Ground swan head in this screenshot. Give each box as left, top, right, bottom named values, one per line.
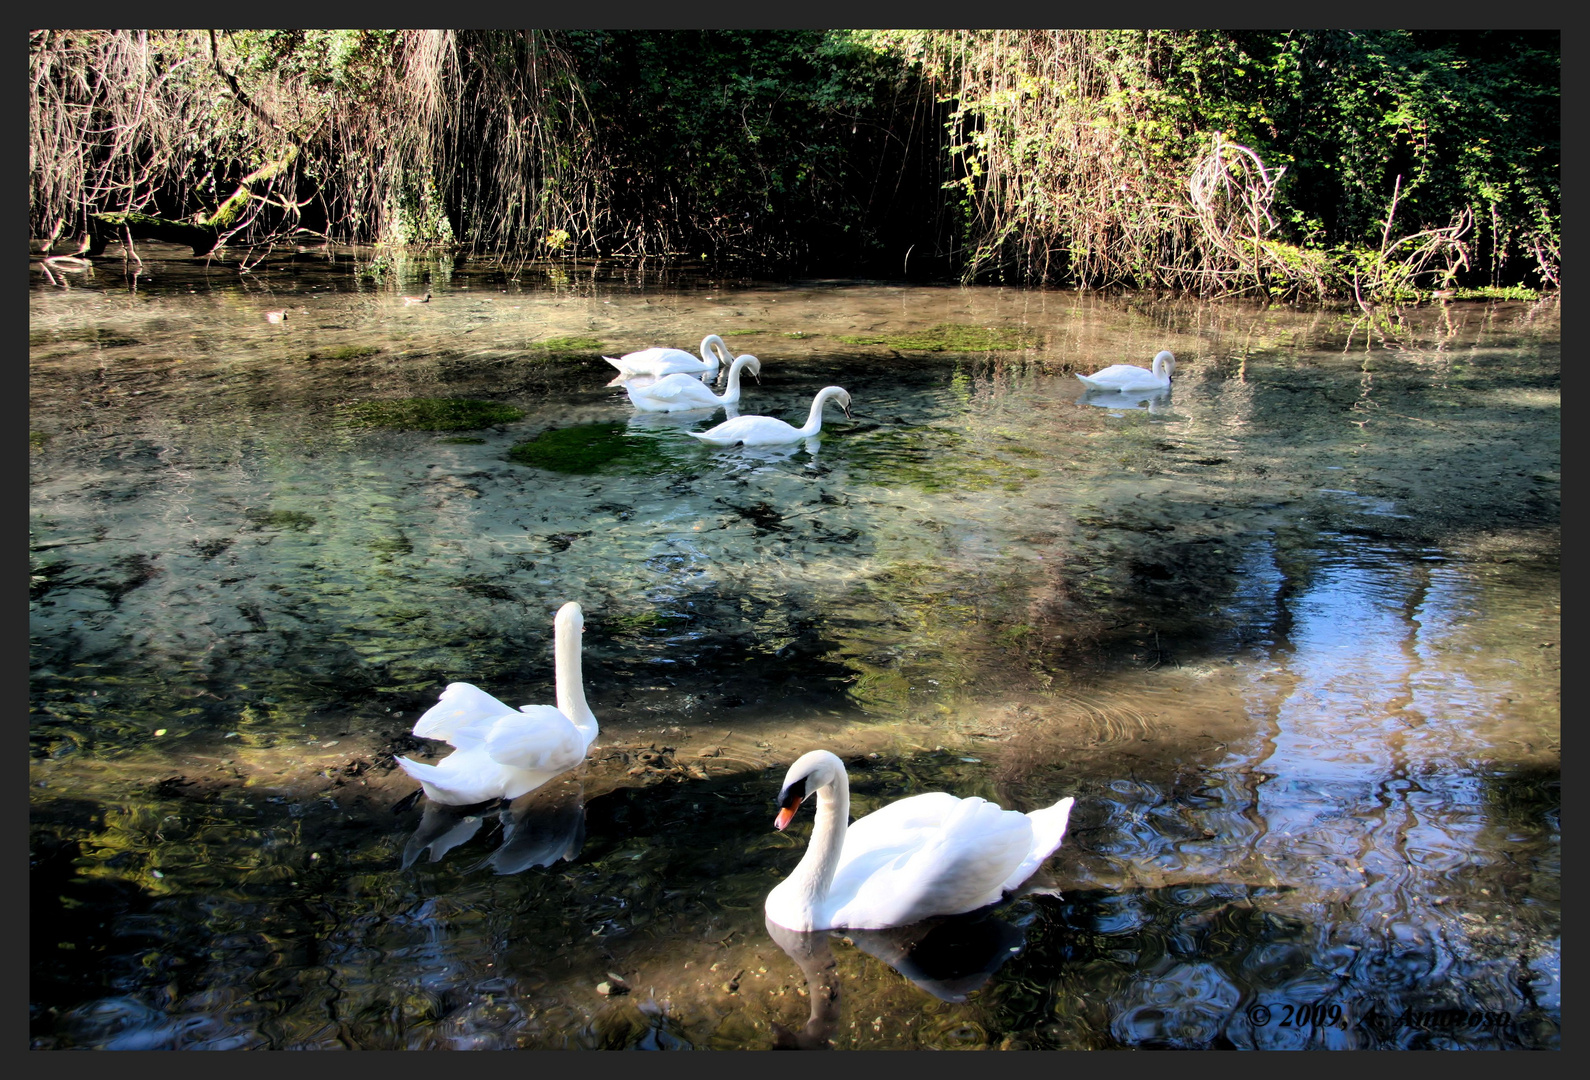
left=774, top=749, right=845, bottom=830
left=734, top=354, right=762, bottom=382
left=554, top=601, right=584, bottom=637
left=821, top=387, right=853, bottom=420
left=1154, top=350, right=1176, bottom=377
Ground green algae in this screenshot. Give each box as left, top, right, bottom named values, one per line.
left=506, top=423, right=689, bottom=475
left=340, top=397, right=524, bottom=431
left=844, top=425, right=1042, bottom=493
left=836, top=323, right=1040, bottom=351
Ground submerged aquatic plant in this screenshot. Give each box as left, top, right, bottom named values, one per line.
left=507, top=423, right=691, bottom=475
left=340, top=397, right=524, bottom=431
left=837, top=323, right=1040, bottom=351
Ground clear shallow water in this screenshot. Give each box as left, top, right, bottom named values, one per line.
left=31, top=247, right=1559, bottom=1048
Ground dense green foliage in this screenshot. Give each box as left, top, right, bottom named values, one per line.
left=30, top=29, right=1557, bottom=297
left=865, top=29, right=1558, bottom=297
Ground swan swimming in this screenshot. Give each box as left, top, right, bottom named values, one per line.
left=605, top=334, right=731, bottom=386
left=764, top=749, right=1075, bottom=932
left=394, top=602, right=597, bottom=805
left=688, top=386, right=851, bottom=447
left=1075, top=350, right=1176, bottom=392
left=625, top=354, right=761, bottom=412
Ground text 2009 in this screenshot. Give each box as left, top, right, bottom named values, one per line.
left=1245, top=1002, right=1348, bottom=1029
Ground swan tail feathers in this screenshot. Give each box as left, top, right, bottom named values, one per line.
left=394, top=755, right=440, bottom=782
left=1002, top=796, right=1075, bottom=892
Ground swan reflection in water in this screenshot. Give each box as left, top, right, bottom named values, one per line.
left=1078, top=386, right=1173, bottom=414
left=400, top=771, right=586, bottom=874
left=764, top=908, right=1028, bottom=1049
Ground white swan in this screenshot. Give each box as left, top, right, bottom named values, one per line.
left=604, top=334, right=731, bottom=387
left=395, top=602, right=597, bottom=805
left=625, top=354, right=761, bottom=412
left=688, top=386, right=851, bottom=447
left=764, top=749, right=1076, bottom=932
left=1076, top=350, right=1177, bottom=392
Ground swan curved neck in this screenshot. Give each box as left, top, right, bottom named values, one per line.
left=700, top=335, right=728, bottom=373
left=787, top=766, right=850, bottom=920
left=797, top=391, right=834, bottom=437
left=554, top=622, right=594, bottom=740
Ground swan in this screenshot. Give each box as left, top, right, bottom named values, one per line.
left=605, top=334, right=731, bottom=387
left=764, top=749, right=1075, bottom=932
left=402, top=290, right=432, bottom=305
left=1076, top=350, right=1176, bottom=392
left=688, top=386, right=851, bottom=447
left=394, top=601, right=597, bottom=805
left=625, top=354, right=760, bottom=412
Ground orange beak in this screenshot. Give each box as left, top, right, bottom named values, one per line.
left=774, top=797, right=803, bottom=831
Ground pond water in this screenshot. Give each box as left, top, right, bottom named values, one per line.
left=30, top=247, right=1559, bottom=1049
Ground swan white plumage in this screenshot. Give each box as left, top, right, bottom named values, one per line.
left=1076, top=350, right=1177, bottom=392
left=394, top=602, right=597, bottom=805
left=764, top=750, right=1075, bottom=932
left=604, top=334, right=732, bottom=387
left=625, top=354, right=761, bottom=412
left=688, top=386, right=851, bottom=447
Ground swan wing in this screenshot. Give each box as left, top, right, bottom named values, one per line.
left=689, top=414, right=797, bottom=446
left=484, top=706, right=587, bottom=774
left=629, top=374, right=715, bottom=409
left=1077, top=364, right=1166, bottom=391
left=828, top=795, right=1034, bottom=928
left=612, top=347, right=712, bottom=378
left=412, top=682, right=517, bottom=747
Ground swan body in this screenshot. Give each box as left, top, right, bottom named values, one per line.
left=395, top=602, right=597, bottom=805
left=688, top=386, right=851, bottom=447
left=402, top=290, right=432, bottom=305
left=1076, top=350, right=1176, bottom=392
left=605, top=334, right=731, bottom=386
left=625, top=354, right=761, bottom=412
left=764, top=749, right=1075, bottom=932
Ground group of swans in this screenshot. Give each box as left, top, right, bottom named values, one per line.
left=605, top=332, right=853, bottom=446
left=625, top=353, right=762, bottom=413
left=604, top=333, right=732, bottom=386
left=396, top=603, right=1074, bottom=933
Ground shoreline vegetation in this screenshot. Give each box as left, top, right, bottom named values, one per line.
left=30, top=30, right=1558, bottom=303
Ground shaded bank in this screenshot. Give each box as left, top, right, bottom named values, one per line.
left=31, top=30, right=1557, bottom=296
